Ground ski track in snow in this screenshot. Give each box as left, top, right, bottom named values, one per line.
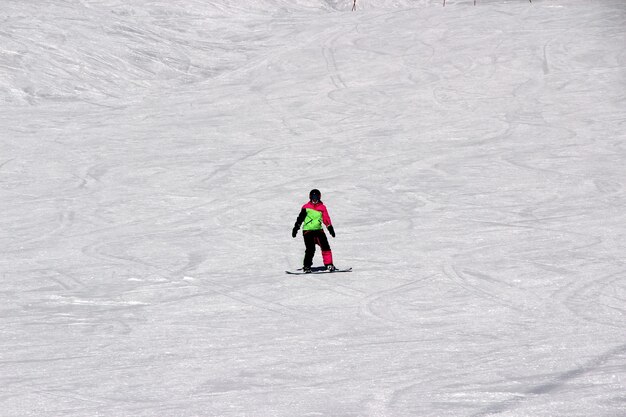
left=2, top=0, right=626, bottom=416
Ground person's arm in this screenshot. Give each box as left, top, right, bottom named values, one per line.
left=323, top=206, right=335, bottom=237
left=292, top=208, right=307, bottom=238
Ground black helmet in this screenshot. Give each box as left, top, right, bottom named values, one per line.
left=309, top=189, right=321, bottom=202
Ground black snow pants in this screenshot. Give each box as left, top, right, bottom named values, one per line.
left=303, top=229, right=333, bottom=268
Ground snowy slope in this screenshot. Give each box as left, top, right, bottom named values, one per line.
left=2, top=0, right=626, bottom=416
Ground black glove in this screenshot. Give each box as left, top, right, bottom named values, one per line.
left=292, top=226, right=299, bottom=238
left=327, top=225, right=335, bottom=238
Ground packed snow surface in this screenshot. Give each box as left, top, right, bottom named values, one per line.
left=2, top=0, right=626, bottom=415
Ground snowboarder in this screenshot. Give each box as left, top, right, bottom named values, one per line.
left=292, top=189, right=336, bottom=273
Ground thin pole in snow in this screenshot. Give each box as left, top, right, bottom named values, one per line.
left=352, top=0, right=357, bottom=11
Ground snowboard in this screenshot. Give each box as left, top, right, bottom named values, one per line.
left=285, top=267, right=352, bottom=275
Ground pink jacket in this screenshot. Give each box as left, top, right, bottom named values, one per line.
left=296, top=201, right=332, bottom=231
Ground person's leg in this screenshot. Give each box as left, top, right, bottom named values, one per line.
left=303, top=231, right=316, bottom=268
left=317, top=232, right=333, bottom=266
